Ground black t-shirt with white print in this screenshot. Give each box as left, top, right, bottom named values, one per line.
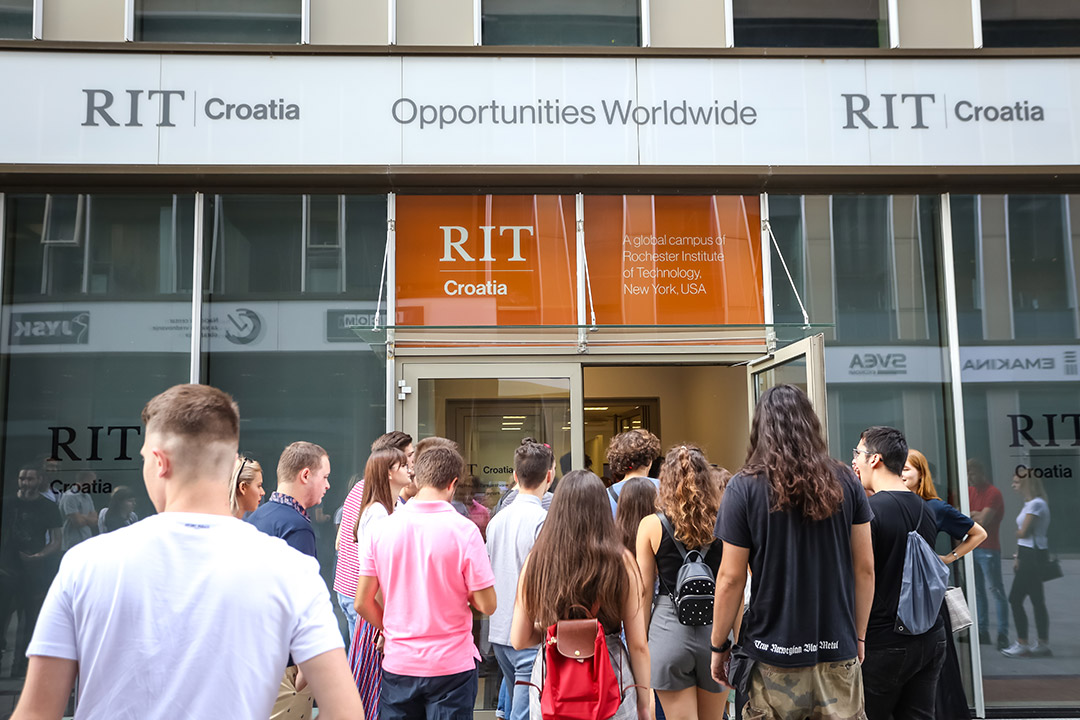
left=716, top=464, right=872, bottom=668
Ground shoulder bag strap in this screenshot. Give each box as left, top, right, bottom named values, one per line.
left=885, top=491, right=920, bottom=535
left=608, top=486, right=619, bottom=504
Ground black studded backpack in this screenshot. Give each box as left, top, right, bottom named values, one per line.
left=657, top=512, right=716, bottom=626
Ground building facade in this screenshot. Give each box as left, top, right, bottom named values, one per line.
left=1, top=0, right=1079, bottom=715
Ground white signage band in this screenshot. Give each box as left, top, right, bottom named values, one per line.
left=0, top=53, right=1077, bottom=168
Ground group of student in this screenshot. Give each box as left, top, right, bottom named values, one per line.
left=10, top=380, right=1055, bottom=720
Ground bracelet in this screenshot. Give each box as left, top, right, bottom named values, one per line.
left=952, top=551, right=959, bottom=560
left=857, top=637, right=865, bottom=643
left=710, top=639, right=732, bottom=653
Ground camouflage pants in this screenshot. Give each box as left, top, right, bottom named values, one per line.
left=742, top=658, right=867, bottom=720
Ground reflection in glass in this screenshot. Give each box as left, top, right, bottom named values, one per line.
left=482, top=0, right=639, bottom=46
left=960, top=193, right=1080, bottom=707
left=0, top=0, right=32, bottom=39
left=201, top=193, right=388, bottom=602
left=732, top=0, right=887, bottom=48
left=135, top=0, right=301, bottom=43
left=982, top=0, right=1080, bottom=47
left=1, top=194, right=193, bottom=692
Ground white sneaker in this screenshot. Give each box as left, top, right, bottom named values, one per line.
left=1029, top=642, right=1053, bottom=657
left=1001, top=641, right=1031, bottom=657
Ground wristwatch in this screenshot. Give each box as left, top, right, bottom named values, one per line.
left=951, top=551, right=960, bottom=562
left=710, top=638, right=732, bottom=653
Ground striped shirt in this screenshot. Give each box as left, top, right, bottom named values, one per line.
left=332, top=480, right=365, bottom=597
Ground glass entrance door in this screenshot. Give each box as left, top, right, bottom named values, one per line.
left=747, top=333, right=828, bottom=426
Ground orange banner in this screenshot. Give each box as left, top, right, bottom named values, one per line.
left=584, top=196, right=763, bottom=325
left=395, top=195, right=577, bottom=326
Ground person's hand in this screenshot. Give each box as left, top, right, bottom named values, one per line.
left=710, top=649, right=731, bottom=688
left=375, top=633, right=385, bottom=653
left=400, top=481, right=418, bottom=502
left=939, top=554, right=952, bottom=565
left=294, top=666, right=308, bottom=692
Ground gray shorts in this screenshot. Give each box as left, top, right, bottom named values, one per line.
left=648, top=594, right=724, bottom=693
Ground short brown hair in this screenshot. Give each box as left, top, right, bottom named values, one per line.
left=372, top=431, right=412, bottom=453
left=414, top=445, right=463, bottom=491
left=277, top=441, right=328, bottom=486
left=515, top=437, right=555, bottom=489
left=142, top=384, right=239, bottom=444
left=414, top=436, right=459, bottom=461
left=605, top=429, right=661, bottom=482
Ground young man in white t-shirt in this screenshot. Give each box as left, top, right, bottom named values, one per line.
left=13, top=383, right=363, bottom=720
left=486, top=438, right=554, bottom=720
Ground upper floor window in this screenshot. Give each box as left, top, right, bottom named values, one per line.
left=482, top=0, right=639, bottom=46
left=982, top=0, right=1080, bottom=47
left=0, top=0, right=32, bottom=40
left=732, top=0, right=887, bottom=48
left=134, top=0, right=301, bottom=43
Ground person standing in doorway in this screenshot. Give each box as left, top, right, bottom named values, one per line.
left=855, top=427, right=945, bottom=720
left=968, top=458, right=1009, bottom=650
left=606, top=429, right=662, bottom=515
left=486, top=438, right=554, bottom=720
left=711, top=385, right=873, bottom=720
left=247, top=440, right=332, bottom=720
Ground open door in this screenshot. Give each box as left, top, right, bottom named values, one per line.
left=747, top=333, right=828, bottom=431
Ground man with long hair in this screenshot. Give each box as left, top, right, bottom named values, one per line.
left=711, top=384, right=874, bottom=720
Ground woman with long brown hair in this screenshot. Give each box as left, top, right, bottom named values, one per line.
left=349, top=446, right=409, bottom=720
left=615, top=476, right=658, bottom=552
left=511, top=470, right=653, bottom=720
left=636, top=445, right=724, bottom=720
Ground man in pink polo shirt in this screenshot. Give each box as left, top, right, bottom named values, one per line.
left=356, top=443, right=496, bottom=720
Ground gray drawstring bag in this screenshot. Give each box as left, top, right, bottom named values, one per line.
left=887, top=493, right=950, bottom=635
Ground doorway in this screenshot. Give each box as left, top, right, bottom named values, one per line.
left=394, top=335, right=825, bottom=715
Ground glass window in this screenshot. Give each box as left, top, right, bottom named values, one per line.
left=982, top=0, right=1080, bottom=47
left=0, top=194, right=194, bottom=689
left=201, top=194, right=387, bottom=598
left=135, top=0, right=301, bottom=43
left=951, top=195, right=983, bottom=342
left=0, top=0, right=32, bottom=39
left=1008, top=196, right=1075, bottom=342
left=960, top=193, right=1080, bottom=709
left=482, top=0, right=639, bottom=46
left=733, top=0, right=887, bottom=47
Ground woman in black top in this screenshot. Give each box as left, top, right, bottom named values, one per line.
left=636, top=445, right=724, bottom=720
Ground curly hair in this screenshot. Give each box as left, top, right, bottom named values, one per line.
left=744, top=385, right=843, bottom=522
left=658, top=445, right=720, bottom=549
left=606, top=429, right=662, bottom=482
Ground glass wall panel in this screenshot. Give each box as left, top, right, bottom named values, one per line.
left=773, top=193, right=973, bottom=698
left=0, top=0, right=32, bottom=39
left=135, top=0, right=302, bottom=43
left=982, top=0, right=1080, bottom=47
left=0, top=194, right=193, bottom=689
left=733, top=0, right=887, bottom=47
left=482, top=0, right=639, bottom=46
left=201, top=194, right=387, bottom=615
left=954, top=193, right=1080, bottom=710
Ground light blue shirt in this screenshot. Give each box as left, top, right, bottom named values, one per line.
left=485, top=493, right=547, bottom=646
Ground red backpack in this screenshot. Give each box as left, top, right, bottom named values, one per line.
left=533, top=616, right=623, bottom=720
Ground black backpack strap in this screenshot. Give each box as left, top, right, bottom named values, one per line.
left=608, top=486, right=619, bottom=504
left=657, top=512, right=689, bottom=560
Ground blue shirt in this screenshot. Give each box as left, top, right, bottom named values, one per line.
left=246, top=495, right=318, bottom=560
left=606, top=476, right=660, bottom=516
left=927, top=498, right=974, bottom=541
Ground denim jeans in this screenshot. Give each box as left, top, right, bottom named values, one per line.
left=972, top=548, right=1009, bottom=638
left=863, top=626, right=947, bottom=720
left=337, top=591, right=358, bottom=644
left=492, top=643, right=539, bottom=720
